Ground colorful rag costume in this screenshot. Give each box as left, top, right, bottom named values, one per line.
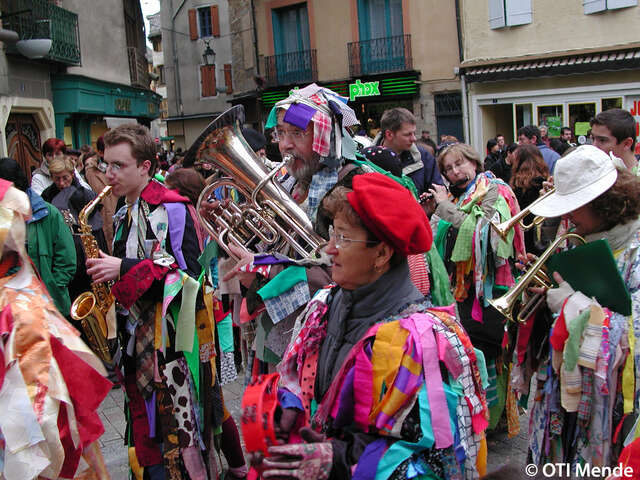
left=434, top=171, right=524, bottom=430
left=0, top=179, right=112, bottom=479
left=528, top=218, right=640, bottom=469
left=110, top=179, right=224, bottom=479
left=277, top=259, right=489, bottom=479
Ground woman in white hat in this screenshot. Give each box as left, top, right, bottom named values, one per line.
left=526, top=145, right=640, bottom=469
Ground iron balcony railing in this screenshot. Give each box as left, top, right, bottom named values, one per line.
left=348, top=34, right=412, bottom=77
left=264, top=49, right=317, bottom=87
left=1, top=0, right=80, bottom=65
left=127, top=46, right=150, bottom=89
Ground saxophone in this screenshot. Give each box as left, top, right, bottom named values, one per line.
left=70, top=185, right=115, bottom=364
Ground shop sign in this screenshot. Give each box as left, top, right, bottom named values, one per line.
left=115, top=97, right=132, bottom=112
left=349, top=79, right=380, bottom=101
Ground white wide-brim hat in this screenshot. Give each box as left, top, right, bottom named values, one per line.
left=530, top=145, right=618, bottom=218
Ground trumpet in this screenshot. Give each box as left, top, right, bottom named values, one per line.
left=490, top=188, right=555, bottom=241
left=489, top=232, right=585, bottom=323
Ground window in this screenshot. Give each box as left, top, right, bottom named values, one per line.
left=568, top=102, right=596, bottom=140
left=489, top=0, right=532, bottom=29
left=272, top=3, right=310, bottom=55
left=200, top=65, right=217, bottom=97
left=152, top=37, right=162, bottom=52
left=584, top=0, right=637, bottom=14
left=515, top=103, right=533, bottom=132
left=157, top=65, right=164, bottom=85
left=357, top=0, right=403, bottom=41
left=602, top=97, right=623, bottom=110
left=189, top=5, right=220, bottom=40
left=537, top=105, right=563, bottom=137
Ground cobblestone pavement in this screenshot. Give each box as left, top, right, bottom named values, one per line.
left=99, top=374, right=531, bottom=478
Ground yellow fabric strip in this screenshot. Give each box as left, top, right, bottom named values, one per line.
left=623, top=315, right=635, bottom=414
left=154, top=301, right=163, bottom=350
left=176, top=274, right=199, bottom=352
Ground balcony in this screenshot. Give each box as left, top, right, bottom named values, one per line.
left=1, top=0, right=80, bottom=65
left=264, top=49, right=317, bottom=87
left=348, top=34, right=412, bottom=77
left=127, top=46, right=149, bottom=89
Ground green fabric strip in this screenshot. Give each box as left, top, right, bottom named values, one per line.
left=451, top=203, right=483, bottom=262
left=257, top=265, right=307, bottom=300
left=265, top=106, right=278, bottom=128
left=352, top=157, right=419, bottom=199
left=184, top=328, right=201, bottom=400
left=176, top=274, right=199, bottom=352
left=217, top=313, right=234, bottom=353
left=563, top=309, right=591, bottom=371
left=198, top=241, right=218, bottom=272
left=493, top=195, right=515, bottom=259
left=434, top=219, right=451, bottom=261
left=425, top=246, right=454, bottom=306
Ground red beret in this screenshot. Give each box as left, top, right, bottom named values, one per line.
left=347, top=173, right=433, bottom=256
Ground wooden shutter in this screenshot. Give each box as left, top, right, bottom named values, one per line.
left=211, top=5, right=220, bottom=37
left=189, top=8, right=198, bottom=40
left=200, top=65, right=216, bottom=97
left=488, top=0, right=506, bottom=29
left=583, top=0, right=606, bottom=13
left=505, top=0, right=532, bottom=26
left=607, top=0, right=637, bottom=9
left=224, top=64, right=233, bottom=94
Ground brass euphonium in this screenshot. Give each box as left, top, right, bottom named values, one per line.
left=489, top=232, right=585, bottom=323
left=70, top=186, right=115, bottom=364
left=189, top=105, right=326, bottom=263
left=490, top=188, right=555, bottom=241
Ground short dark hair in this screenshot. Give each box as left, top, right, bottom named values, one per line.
left=506, top=142, right=519, bottom=154
left=591, top=168, right=640, bottom=230
left=486, top=138, right=498, bottom=151
left=380, top=108, right=416, bottom=134
left=590, top=108, right=636, bottom=150
left=517, top=125, right=541, bottom=144
left=560, top=126, right=572, bottom=136
left=0, top=157, right=29, bottom=191
left=96, top=135, right=105, bottom=153
left=103, top=124, right=157, bottom=177
left=549, top=138, right=570, bottom=156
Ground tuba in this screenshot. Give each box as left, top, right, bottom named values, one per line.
left=189, top=105, right=326, bottom=263
left=489, top=232, right=585, bottom=323
left=70, top=186, right=115, bottom=364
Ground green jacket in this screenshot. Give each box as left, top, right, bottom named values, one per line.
left=26, top=189, right=77, bottom=316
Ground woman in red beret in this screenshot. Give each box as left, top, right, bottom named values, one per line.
left=255, top=172, right=489, bottom=479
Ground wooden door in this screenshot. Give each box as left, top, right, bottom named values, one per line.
left=6, top=114, right=42, bottom=182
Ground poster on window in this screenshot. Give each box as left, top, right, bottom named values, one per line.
left=629, top=98, right=640, bottom=155
left=546, top=116, right=562, bottom=138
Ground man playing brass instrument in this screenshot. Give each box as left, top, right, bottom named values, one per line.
left=86, top=124, right=239, bottom=479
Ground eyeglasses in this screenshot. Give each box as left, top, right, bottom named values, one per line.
left=442, top=158, right=470, bottom=175
left=273, top=127, right=311, bottom=143
left=328, top=225, right=378, bottom=249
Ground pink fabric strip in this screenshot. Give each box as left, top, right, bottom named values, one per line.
left=353, top=346, right=373, bottom=431
left=408, top=313, right=454, bottom=449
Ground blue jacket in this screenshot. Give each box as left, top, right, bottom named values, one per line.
left=538, top=143, right=560, bottom=174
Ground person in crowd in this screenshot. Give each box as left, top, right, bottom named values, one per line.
left=509, top=144, right=550, bottom=255
left=373, top=107, right=444, bottom=195
left=549, top=137, right=570, bottom=157
left=539, top=124, right=551, bottom=147
left=560, top=126, right=575, bottom=146
left=85, top=123, right=245, bottom=479
left=484, top=138, right=501, bottom=171
left=257, top=172, right=488, bottom=479
left=41, top=155, right=108, bottom=305
left=496, top=133, right=506, bottom=153
left=489, top=142, right=517, bottom=184
left=590, top=108, right=638, bottom=173
left=518, top=125, right=560, bottom=174
left=31, top=138, right=91, bottom=195
left=526, top=145, right=640, bottom=469
left=0, top=157, right=76, bottom=317
left=423, top=143, right=525, bottom=432
left=84, top=135, right=119, bottom=252
left=0, top=178, right=112, bottom=479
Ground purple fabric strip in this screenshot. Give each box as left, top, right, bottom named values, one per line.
left=352, top=438, right=387, bottom=480
left=333, top=367, right=355, bottom=428
left=164, top=202, right=187, bottom=271
left=145, top=391, right=157, bottom=438
left=253, top=253, right=295, bottom=266
left=277, top=388, right=304, bottom=411
left=283, top=102, right=317, bottom=130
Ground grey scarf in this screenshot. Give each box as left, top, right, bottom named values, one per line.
left=315, top=259, right=423, bottom=399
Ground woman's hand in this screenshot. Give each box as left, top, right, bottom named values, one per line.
left=429, top=184, right=449, bottom=205
left=86, top=251, right=122, bottom=283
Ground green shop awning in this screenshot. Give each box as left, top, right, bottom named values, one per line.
left=52, top=74, right=162, bottom=119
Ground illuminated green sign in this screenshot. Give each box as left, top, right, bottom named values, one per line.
left=349, top=79, right=380, bottom=101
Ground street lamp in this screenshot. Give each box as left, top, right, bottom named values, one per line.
left=202, top=40, right=216, bottom=66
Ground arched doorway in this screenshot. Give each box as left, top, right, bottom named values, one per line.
left=6, top=114, right=42, bottom=182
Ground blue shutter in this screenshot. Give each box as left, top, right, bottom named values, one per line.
left=506, top=0, right=532, bottom=25
left=583, top=0, right=607, bottom=13
left=607, top=0, right=637, bottom=8
left=489, top=0, right=506, bottom=29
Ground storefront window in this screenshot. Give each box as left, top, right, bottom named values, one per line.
left=515, top=104, right=532, bottom=132
left=537, top=105, right=563, bottom=137
left=569, top=102, right=596, bottom=141
left=602, top=97, right=622, bottom=111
